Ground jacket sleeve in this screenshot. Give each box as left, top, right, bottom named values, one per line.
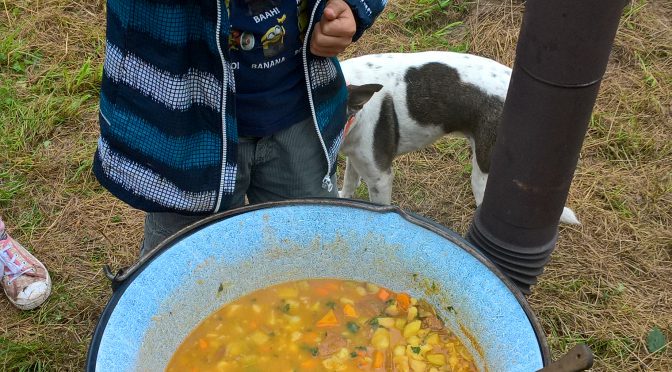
left=344, top=0, right=387, bottom=41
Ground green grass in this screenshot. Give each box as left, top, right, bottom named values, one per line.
left=374, top=0, right=470, bottom=53
left=622, top=0, right=647, bottom=30
left=404, top=0, right=468, bottom=27
left=397, top=29, right=469, bottom=53
left=431, top=138, right=472, bottom=176
left=588, top=114, right=657, bottom=165
left=0, top=18, right=102, bottom=235
left=0, top=337, right=56, bottom=372
left=602, top=185, right=636, bottom=219
left=537, top=279, right=627, bottom=306
left=354, top=182, right=370, bottom=200
left=0, top=169, right=26, bottom=205
left=539, top=301, right=640, bottom=366
left=537, top=277, right=591, bottom=293
left=0, top=24, right=100, bottom=157
left=28, top=283, right=77, bottom=326
left=555, top=333, right=637, bottom=363
left=13, top=202, right=45, bottom=236
left=0, top=4, right=107, bottom=369
left=637, top=53, right=659, bottom=88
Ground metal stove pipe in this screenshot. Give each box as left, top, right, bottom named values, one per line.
left=467, top=0, right=627, bottom=294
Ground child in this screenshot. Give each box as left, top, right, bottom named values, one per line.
left=94, top=0, right=386, bottom=255
left=0, top=217, right=51, bottom=310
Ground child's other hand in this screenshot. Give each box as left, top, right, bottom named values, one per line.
left=310, top=0, right=356, bottom=57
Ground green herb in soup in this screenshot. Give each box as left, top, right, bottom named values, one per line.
left=167, top=279, right=477, bottom=371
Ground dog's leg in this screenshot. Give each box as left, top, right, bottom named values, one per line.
left=470, top=145, right=488, bottom=206
left=339, top=157, right=361, bottom=198
left=366, top=169, right=394, bottom=205
left=346, top=156, right=394, bottom=205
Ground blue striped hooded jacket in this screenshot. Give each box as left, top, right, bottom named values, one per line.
left=94, top=0, right=386, bottom=214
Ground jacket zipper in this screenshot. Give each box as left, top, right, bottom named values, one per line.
left=214, top=0, right=229, bottom=212
left=302, top=0, right=334, bottom=192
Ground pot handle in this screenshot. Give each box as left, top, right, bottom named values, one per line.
left=103, top=264, right=131, bottom=292
left=536, top=344, right=593, bottom=372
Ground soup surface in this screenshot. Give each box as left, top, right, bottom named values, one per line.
left=167, top=280, right=477, bottom=371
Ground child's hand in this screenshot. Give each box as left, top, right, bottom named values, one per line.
left=310, top=0, right=356, bottom=57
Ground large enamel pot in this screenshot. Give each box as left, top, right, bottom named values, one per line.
left=87, top=199, right=550, bottom=371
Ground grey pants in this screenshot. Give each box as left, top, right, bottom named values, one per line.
left=140, top=118, right=337, bottom=255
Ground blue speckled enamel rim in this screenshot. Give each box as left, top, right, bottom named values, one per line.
left=87, top=199, right=550, bottom=371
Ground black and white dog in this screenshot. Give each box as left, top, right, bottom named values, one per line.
left=341, top=51, right=580, bottom=224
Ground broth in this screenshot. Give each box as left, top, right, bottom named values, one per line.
left=167, top=279, right=477, bottom=371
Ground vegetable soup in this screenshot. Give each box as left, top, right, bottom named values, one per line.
left=167, top=280, right=477, bottom=371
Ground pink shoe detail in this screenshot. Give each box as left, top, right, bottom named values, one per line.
left=1, top=234, right=52, bottom=310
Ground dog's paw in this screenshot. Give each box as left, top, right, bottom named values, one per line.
left=560, top=207, right=581, bottom=225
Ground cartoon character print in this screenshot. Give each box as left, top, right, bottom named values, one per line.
left=261, top=14, right=286, bottom=58
left=228, top=30, right=241, bottom=50
left=229, top=30, right=255, bottom=51
left=240, top=32, right=255, bottom=51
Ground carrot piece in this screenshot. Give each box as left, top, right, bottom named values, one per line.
left=314, top=281, right=339, bottom=296
left=343, top=303, right=358, bottom=318
left=377, top=288, right=391, bottom=302
left=317, top=309, right=339, bottom=327
left=198, top=339, right=208, bottom=350
left=373, top=350, right=384, bottom=368
left=396, top=293, right=411, bottom=311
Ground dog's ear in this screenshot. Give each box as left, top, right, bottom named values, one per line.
left=347, top=84, right=383, bottom=113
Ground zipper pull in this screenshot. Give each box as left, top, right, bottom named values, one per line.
left=322, top=175, right=333, bottom=192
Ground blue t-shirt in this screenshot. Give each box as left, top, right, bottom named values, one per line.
left=229, top=0, right=311, bottom=137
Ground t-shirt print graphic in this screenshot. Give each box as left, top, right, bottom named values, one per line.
left=261, top=14, right=286, bottom=58
left=229, top=30, right=256, bottom=51
left=228, top=0, right=310, bottom=136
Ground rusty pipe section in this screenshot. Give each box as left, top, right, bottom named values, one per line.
left=467, top=0, right=626, bottom=294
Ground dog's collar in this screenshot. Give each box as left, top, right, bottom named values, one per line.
left=343, top=115, right=356, bottom=138
left=344, top=82, right=355, bottom=138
